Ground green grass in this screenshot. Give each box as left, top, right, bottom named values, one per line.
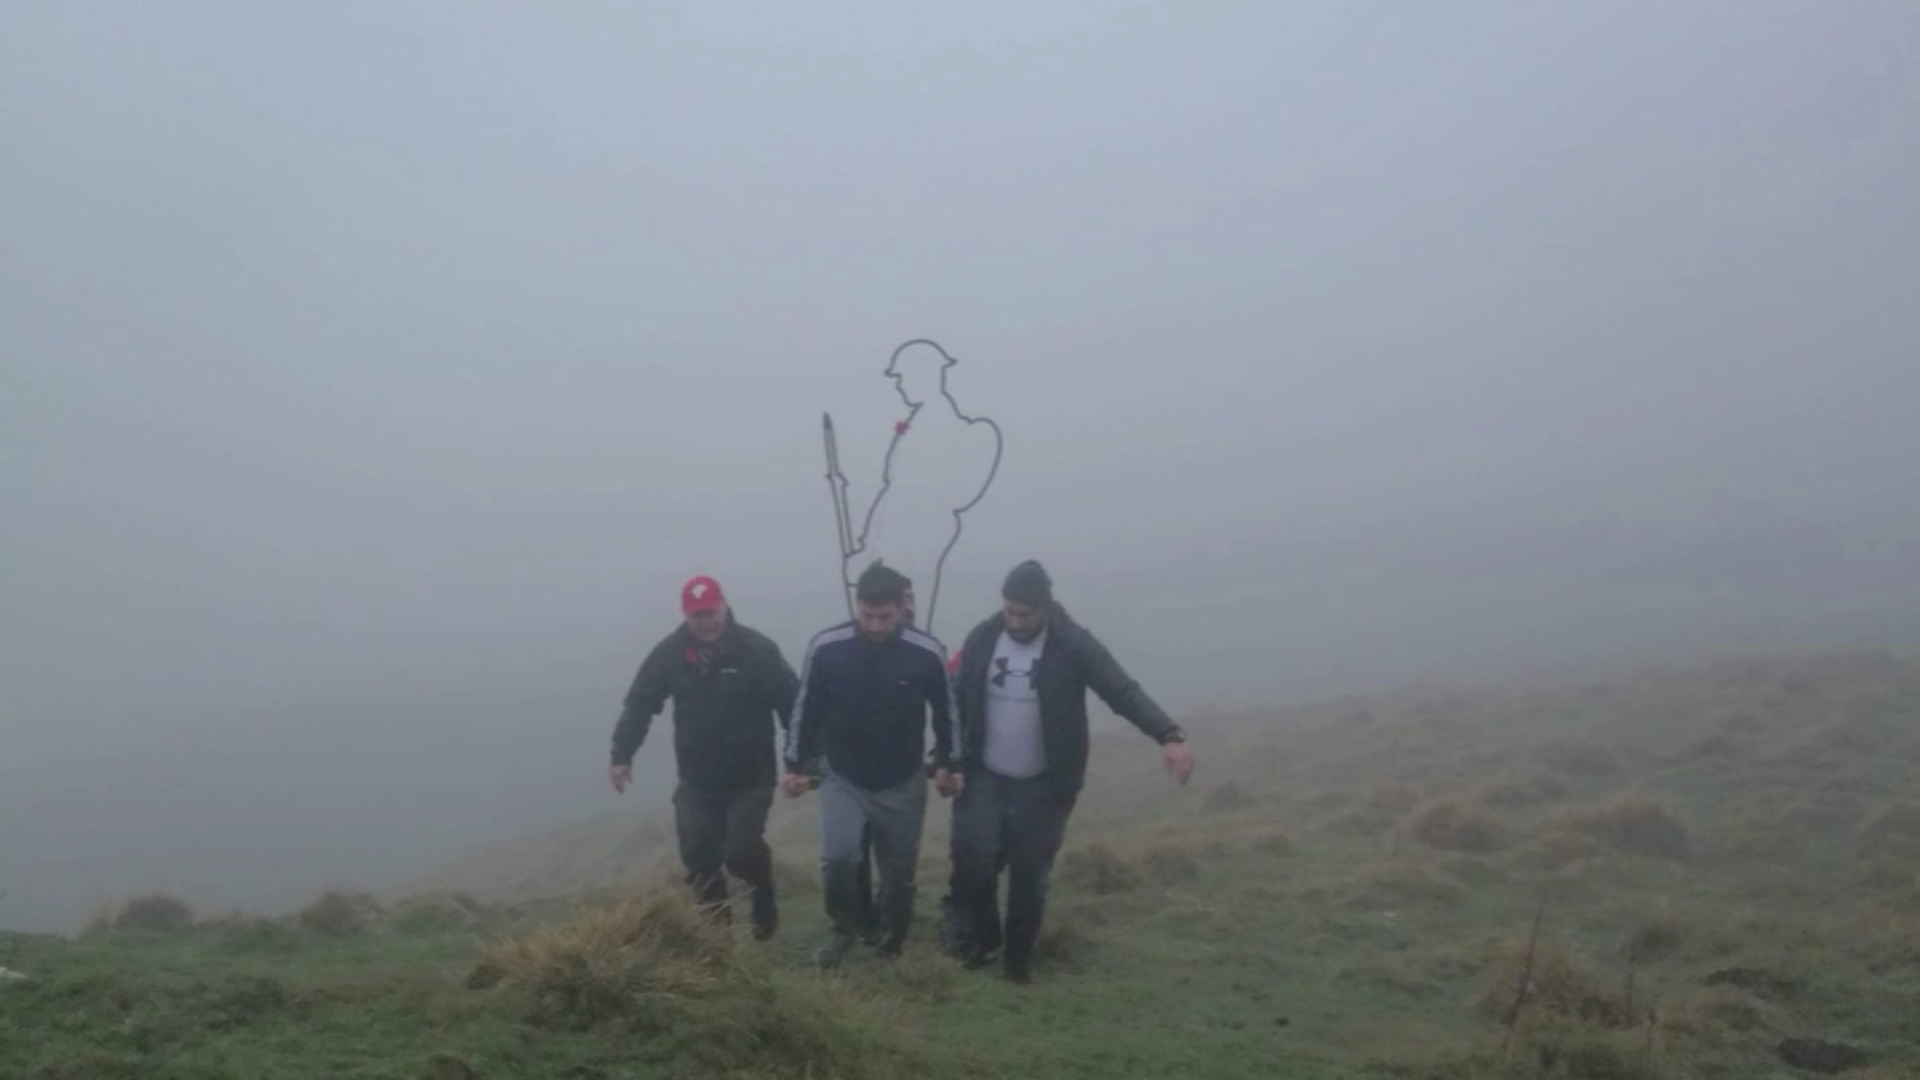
left=6, top=649, right=1920, bottom=1079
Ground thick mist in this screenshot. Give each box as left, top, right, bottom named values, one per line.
left=4, top=1, right=1917, bottom=932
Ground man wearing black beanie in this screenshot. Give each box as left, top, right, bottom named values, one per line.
left=936, top=560, right=1194, bottom=983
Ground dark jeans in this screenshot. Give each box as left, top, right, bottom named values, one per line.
left=950, top=769, right=1077, bottom=969
left=671, top=782, right=775, bottom=910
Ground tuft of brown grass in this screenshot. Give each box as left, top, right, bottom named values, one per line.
left=1058, top=843, right=1142, bottom=895
left=1033, top=918, right=1099, bottom=971
left=297, top=890, right=382, bottom=937
left=1405, top=798, right=1511, bottom=854
left=1345, top=857, right=1466, bottom=907
left=1553, top=794, right=1692, bottom=861
left=1201, top=778, right=1255, bottom=814
left=1476, top=936, right=1635, bottom=1028
left=475, top=887, right=733, bottom=1027
left=1139, top=845, right=1202, bottom=885
left=1621, top=914, right=1687, bottom=964
left=110, top=893, right=196, bottom=932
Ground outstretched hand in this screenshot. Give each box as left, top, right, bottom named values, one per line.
left=1163, top=742, right=1194, bottom=785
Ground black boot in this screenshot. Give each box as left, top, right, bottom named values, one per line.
left=1004, top=951, right=1033, bottom=985
left=750, top=883, right=778, bottom=941
left=877, top=879, right=915, bottom=958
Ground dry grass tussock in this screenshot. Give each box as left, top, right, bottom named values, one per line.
left=1201, top=777, right=1256, bottom=813
left=1620, top=914, right=1687, bottom=964
left=470, top=888, right=922, bottom=1078
left=1551, top=794, right=1692, bottom=861
left=1057, top=839, right=1203, bottom=895
left=297, top=890, right=383, bottom=937
left=473, top=888, right=733, bottom=1025
left=83, top=892, right=197, bottom=934
left=1405, top=797, right=1512, bottom=854
left=1344, top=856, right=1468, bottom=908
left=1476, top=936, right=1635, bottom=1029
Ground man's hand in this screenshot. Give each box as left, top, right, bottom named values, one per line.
left=934, top=768, right=965, bottom=798
left=780, top=771, right=811, bottom=799
left=609, top=763, right=632, bottom=794
left=1162, top=741, right=1195, bottom=785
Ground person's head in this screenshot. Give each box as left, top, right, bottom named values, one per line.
left=882, top=339, right=957, bottom=410
left=854, top=561, right=911, bottom=642
left=1000, top=560, right=1053, bottom=643
left=680, top=575, right=730, bottom=643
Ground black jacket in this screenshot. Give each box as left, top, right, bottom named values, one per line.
left=610, top=617, right=800, bottom=791
left=784, top=621, right=956, bottom=791
left=952, top=604, right=1181, bottom=796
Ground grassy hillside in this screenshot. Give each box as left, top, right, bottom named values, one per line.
left=6, top=649, right=1919, bottom=1079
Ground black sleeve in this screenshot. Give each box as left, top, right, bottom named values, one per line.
left=1076, top=629, right=1183, bottom=745
left=759, top=637, right=801, bottom=734
left=926, top=644, right=958, bottom=769
left=785, top=637, right=831, bottom=769
left=610, top=640, right=676, bottom=766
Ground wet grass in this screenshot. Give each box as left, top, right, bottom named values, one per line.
left=7, top=649, right=1919, bottom=1079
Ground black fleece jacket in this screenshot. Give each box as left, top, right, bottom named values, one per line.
left=610, top=616, right=800, bottom=791
left=951, top=604, right=1182, bottom=796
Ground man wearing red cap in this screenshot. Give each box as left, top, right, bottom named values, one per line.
left=609, top=575, right=801, bottom=940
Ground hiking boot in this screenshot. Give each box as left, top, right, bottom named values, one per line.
left=1004, top=955, right=1033, bottom=985
left=749, top=886, right=778, bottom=941
left=814, top=932, right=857, bottom=970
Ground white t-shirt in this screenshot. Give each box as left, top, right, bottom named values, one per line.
left=983, top=628, right=1048, bottom=779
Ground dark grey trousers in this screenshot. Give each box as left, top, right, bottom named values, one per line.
left=817, top=763, right=928, bottom=949
left=949, top=768, right=1077, bottom=969
left=671, top=783, right=775, bottom=909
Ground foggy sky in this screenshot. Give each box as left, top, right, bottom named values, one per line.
left=4, top=1, right=1918, bottom=931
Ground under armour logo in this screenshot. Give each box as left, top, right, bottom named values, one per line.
left=991, top=656, right=1033, bottom=689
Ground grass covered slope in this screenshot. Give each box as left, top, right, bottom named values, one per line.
left=6, top=649, right=1919, bottom=1079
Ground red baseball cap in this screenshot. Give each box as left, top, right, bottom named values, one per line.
left=681, top=575, right=726, bottom=615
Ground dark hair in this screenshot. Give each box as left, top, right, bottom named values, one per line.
left=855, top=560, right=911, bottom=607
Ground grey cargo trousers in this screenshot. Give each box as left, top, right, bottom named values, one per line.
left=817, top=761, right=928, bottom=952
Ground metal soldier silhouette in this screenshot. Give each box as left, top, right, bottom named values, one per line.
left=823, top=338, right=1003, bottom=642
